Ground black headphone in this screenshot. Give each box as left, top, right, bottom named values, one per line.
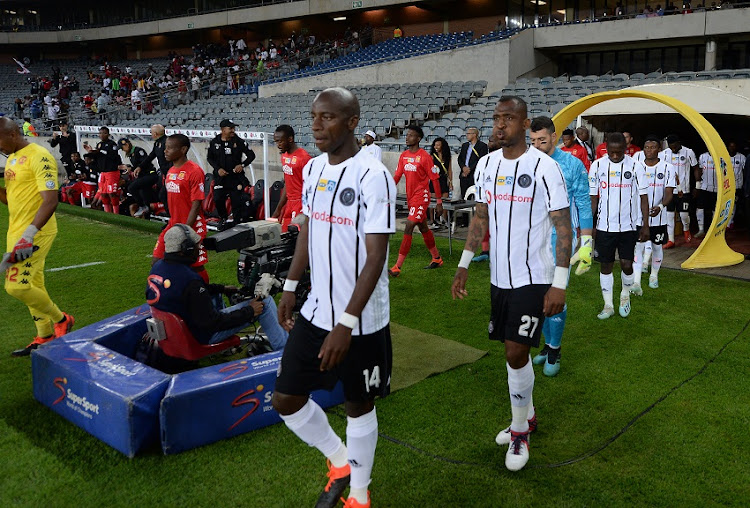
left=174, top=224, right=197, bottom=257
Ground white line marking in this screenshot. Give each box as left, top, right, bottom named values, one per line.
left=46, top=261, right=106, bottom=272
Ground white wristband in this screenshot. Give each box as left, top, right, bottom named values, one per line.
left=658, top=203, right=665, bottom=211
left=551, top=266, right=569, bottom=290
left=458, top=249, right=474, bottom=269
left=338, top=312, right=359, bottom=329
left=283, top=279, right=299, bottom=292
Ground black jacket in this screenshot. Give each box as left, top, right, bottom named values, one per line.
left=457, top=140, right=489, bottom=177
left=93, top=138, right=122, bottom=173
left=206, top=134, right=256, bottom=184
left=124, top=146, right=155, bottom=175
left=140, top=135, right=172, bottom=176
left=49, top=132, right=77, bottom=162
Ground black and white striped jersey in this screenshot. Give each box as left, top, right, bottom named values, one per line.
left=474, top=145, right=569, bottom=290
left=640, top=160, right=676, bottom=227
left=299, top=149, right=396, bottom=334
left=589, top=154, right=649, bottom=232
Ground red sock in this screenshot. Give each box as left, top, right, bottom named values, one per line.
left=396, top=234, right=412, bottom=268
left=101, top=195, right=111, bottom=213
left=422, top=230, right=440, bottom=259
left=109, top=195, right=120, bottom=214
left=197, top=268, right=209, bottom=284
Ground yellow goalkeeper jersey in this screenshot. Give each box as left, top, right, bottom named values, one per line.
left=4, top=142, right=58, bottom=240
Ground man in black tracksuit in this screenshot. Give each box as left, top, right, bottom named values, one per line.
left=135, top=124, right=172, bottom=214
left=207, top=119, right=256, bottom=227
left=48, top=121, right=77, bottom=175
left=119, top=137, right=157, bottom=217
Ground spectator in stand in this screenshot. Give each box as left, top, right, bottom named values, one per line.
left=96, top=92, right=109, bottom=120
left=83, top=126, right=122, bottom=214
left=22, top=118, right=38, bottom=137
left=131, top=88, right=142, bottom=111
left=30, top=97, right=42, bottom=119
left=361, top=130, right=382, bottom=161
left=561, top=129, right=591, bottom=170
left=394, top=26, right=403, bottom=38
left=207, top=119, right=256, bottom=229
left=14, top=98, right=24, bottom=118
left=178, top=77, right=188, bottom=104
left=191, top=72, right=201, bottom=101
left=49, top=121, right=77, bottom=174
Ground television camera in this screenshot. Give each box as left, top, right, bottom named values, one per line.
left=202, top=220, right=309, bottom=309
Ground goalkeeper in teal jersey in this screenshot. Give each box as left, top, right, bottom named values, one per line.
left=528, top=117, right=594, bottom=377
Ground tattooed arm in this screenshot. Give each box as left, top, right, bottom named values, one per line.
left=544, top=207, right=571, bottom=316
left=451, top=202, right=488, bottom=300
left=550, top=207, right=572, bottom=269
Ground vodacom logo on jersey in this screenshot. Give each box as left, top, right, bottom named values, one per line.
left=311, top=210, right=354, bottom=226
left=485, top=189, right=532, bottom=204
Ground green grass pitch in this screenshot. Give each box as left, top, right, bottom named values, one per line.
left=1, top=204, right=749, bottom=507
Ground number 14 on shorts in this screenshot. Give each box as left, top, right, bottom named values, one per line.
left=363, top=366, right=381, bottom=392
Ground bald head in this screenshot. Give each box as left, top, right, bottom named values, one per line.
left=498, top=96, right=528, bottom=119
left=0, top=117, right=24, bottom=154
left=314, top=87, right=360, bottom=118
left=0, top=117, right=21, bottom=136
left=151, top=124, right=165, bottom=139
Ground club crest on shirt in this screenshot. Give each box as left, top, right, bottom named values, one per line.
left=5, top=169, right=15, bottom=180
left=518, top=174, right=532, bottom=188
left=657, top=173, right=664, bottom=179
left=340, top=188, right=355, bottom=206
left=623, top=171, right=632, bottom=179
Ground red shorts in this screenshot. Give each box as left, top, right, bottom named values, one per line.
left=406, top=191, right=430, bottom=223
left=281, top=198, right=303, bottom=232
left=152, top=218, right=208, bottom=267
left=100, top=171, right=120, bottom=194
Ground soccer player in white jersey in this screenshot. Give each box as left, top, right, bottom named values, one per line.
left=589, top=132, right=650, bottom=319
left=631, top=148, right=653, bottom=270
left=528, top=116, right=593, bottom=378
left=696, top=150, right=718, bottom=238
left=273, top=88, right=396, bottom=508
left=452, top=97, right=572, bottom=471
left=632, top=135, right=676, bottom=292
left=660, top=134, right=698, bottom=248
left=727, top=141, right=746, bottom=229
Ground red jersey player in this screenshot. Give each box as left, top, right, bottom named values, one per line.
left=560, top=129, right=591, bottom=171
left=389, top=125, right=444, bottom=276
left=624, top=131, right=641, bottom=157
left=271, top=124, right=311, bottom=232
left=152, top=134, right=209, bottom=282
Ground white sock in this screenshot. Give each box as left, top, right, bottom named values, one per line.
left=667, top=212, right=675, bottom=241
left=652, top=244, right=663, bottom=276
left=633, top=242, right=645, bottom=286
left=600, top=272, right=614, bottom=308
left=506, top=357, right=534, bottom=433
left=621, top=270, right=634, bottom=297
left=680, top=211, right=691, bottom=232
left=527, top=393, right=535, bottom=420
left=697, top=209, right=705, bottom=231
left=346, top=408, right=378, bottom=503
left=280, top=399, right=345, bottom=465
left=643, top=241, right=652, bottom=266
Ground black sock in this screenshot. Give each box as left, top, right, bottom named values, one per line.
left=546, top=347, right=560, bottom=364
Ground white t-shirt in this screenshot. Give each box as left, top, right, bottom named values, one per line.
left=361, top=142, right=382, bottom=162
left=699, top=152, right=717, bottom=192
left=731, top=153, right=746, bottom=191
left=300, top=149, right=396, bottom=334
left=660, top=146, right=697, bottom=194
left=640, top=160, right=676, bottom=227
left=474, top=145, right=569, bottom=290
left=589, top=154, right=649, bottom=232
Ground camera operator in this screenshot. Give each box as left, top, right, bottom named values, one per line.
left=146, top=224, right=288, bottom=350
left=207, top=119, right=256, bottom=229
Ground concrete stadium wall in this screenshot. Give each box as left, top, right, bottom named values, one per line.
left=533, top=8, right=750, bottom=50
left=259, top=34, right=553, bottom=98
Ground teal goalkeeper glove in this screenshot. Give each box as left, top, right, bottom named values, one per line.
left=571, top=235, right=593, bottom=276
